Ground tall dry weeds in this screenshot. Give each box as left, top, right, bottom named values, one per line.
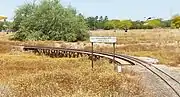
left=0, top=31, right=155, bottom=96
left=0, top=53, right=147, bottom=97
left=89, top=29, right=180, bottom=66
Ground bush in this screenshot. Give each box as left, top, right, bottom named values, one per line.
left=171, top=15, right=180, bottom=29
left=13, top=0, right=89, bottom=42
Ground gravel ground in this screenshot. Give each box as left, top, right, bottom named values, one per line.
left=124, top=64, right=180, bottom=97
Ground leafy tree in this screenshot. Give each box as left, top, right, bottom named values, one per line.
left=104, top=16, right=108, bottom=22
left=119, top=20, right=132, bottom=32
left=143, top=25, right=153, bottom=29
left=146, top=19, right=161, bottom=28
left=13, top=3, right=35, bottom=31
left=13, top=0, right=89, bottom=42
left=104, top=20, right=121, bottom=31
left=96, top=16, right=104, bottom=29
left=85, top=16, right=172, bottom=30
left=161, top=20, right=171, bottom=28
left=86, top=17, right=97, bottom=30
left=95, top=16, right=98, bottom=21
left=86, top=16, right=109, bottom=30
left=0, top=21, right=12, bottom=31
left=103, top=16, right=108, bottom=29
left=112, top=20, right=121, bottom=29
left=130, top=20, right=145, bottom=29
left=104, top=20, right=114, bottom=30
left=0, top=22, right=3, bottom=31
left=171, top=15, right=180, bottom=29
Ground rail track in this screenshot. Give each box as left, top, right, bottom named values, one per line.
left=23, top=45, right=180, bottom=97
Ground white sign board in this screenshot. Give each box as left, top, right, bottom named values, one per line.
left=117, top=65, right=122, bottom=73
left=90, top=37, right=116, bottom=43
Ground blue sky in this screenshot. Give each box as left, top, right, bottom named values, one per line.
left=1, top=0, right=180, bottom=21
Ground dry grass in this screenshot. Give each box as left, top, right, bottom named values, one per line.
left=1, top=29, right=180, bottom=66
left=0, top=53, right=147, bottom=97
left=0, top=29, right=178, bottom=97
left=90, top=29, right=180, bottom=44
left=0, top=37, right=148, bottom=97
left=84, top=44, right=180, bottom=66
left=90, top=29, right=180, bottom=66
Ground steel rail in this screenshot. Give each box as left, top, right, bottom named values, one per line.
left=117, top=54, right=180, bottom=97
left=23, top=46, right=137, bottom=65
left=119, top=54, right=180, bottom=85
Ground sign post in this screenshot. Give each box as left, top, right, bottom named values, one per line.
left=90, top=37, right=117, bottom=70
left=113, top=42, right=116, bottom=70
left=91, top=42, right=94, bottom=70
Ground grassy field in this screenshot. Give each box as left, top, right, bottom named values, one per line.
left=1, top=28, right=179, bottom=96
left=90, top=29, right=180, bottom=66
left=1, top=29, right=179, bottom=96
left=90, top=29, right=180, bottom=44
left=1, top=29, right=180, bottom=67
left=0, top=33, right=148, bottom=97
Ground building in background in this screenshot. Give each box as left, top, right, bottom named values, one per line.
left=0, top=15, right=7, bottom=21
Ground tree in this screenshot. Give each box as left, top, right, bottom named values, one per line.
left=13, top=0, right=89, bottom=42
left=146, top=19, right=161, bottom=28
left=171, top=15, right=180, bottom=29
left=86, top=17, right=97, bottom=30
left=104, top=16, right=108, bottom=22
left=85, top=16, right=109, bottom=30
left=102, top=16, right=108, bottom=29
left=96, top=16, right=104, bottom=29
left=161, top=20, right=171, bottom=28
left=130, top=20, right=144, bottom=29
left=112, top=20, right=121, bottom=29
left=104, top=20, right=114, bottom=30
left=13, top=3, right=35, bottom=31
left=103, top=19, right=122, bottom=31
left=0, top=21, right=12, bottom=32
left=119, top=20, right=132, bottom=32
left=0, top=22, right=3, bottom=31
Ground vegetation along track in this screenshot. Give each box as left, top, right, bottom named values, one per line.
left=22, top=45, right=180, bottom=97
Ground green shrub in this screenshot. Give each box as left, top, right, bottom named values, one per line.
left=13, top=0, right=89, bottom=42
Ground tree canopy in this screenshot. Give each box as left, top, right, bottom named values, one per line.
left=13, top=0, right=89, bottom=42
left=119, top=20, right=132, bottom=30
left=85, top=16, right=108, bottom=30
left=171, top=15, right=180, bottom=29
left=146, top=19, right=161, bottom=28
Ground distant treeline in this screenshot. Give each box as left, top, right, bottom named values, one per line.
left=85, top=16, right=173, bottom=30
left=1, top=15, right=180, bottom=32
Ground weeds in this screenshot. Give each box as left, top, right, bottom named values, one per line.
left=90, top=29, right=180, bottom=66
left=0, top=31, right=155, bottom=96
left=0, top=54, right=147, bottom=97
left=1, top=29, right=180, bottom=66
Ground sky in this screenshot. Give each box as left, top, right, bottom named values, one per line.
left=0, top=0, right=180, bottom=21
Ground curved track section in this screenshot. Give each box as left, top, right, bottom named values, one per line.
left=23, top=46, right=136, bottom=65
left=23, top=45, right=180, bottom=97
left=117, top=54, right=180, bottom=97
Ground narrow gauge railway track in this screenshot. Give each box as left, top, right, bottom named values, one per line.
left=23, top=45, right=180, bottom=97
left=118, top=54, right=180, bottom=97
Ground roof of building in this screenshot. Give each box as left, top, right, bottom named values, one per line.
left=0, top=16, right=7, bottom=20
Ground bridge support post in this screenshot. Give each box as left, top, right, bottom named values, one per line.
left=59, top=51, right=62, bottom=57
left=72, top=52, right=76, bottom=58
left=69, top=52, right=72, bottom=58
left=65, top=51, right=68, bottom=57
